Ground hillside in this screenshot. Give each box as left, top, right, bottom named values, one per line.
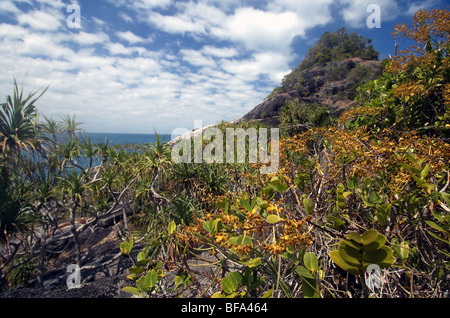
left=240, top=28, right=383, bottom=126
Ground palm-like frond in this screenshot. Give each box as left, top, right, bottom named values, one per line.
left=0, top=79, right=48, bottom=157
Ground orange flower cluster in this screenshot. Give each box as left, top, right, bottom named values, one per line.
left=262, top=217, right=313, bottom=256
left=176, top=196, right=313, bottom=258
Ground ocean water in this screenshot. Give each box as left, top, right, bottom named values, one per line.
left=82, top=132, right=170, bottom=145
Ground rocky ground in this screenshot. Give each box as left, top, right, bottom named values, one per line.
left=0, top=221, right=222, bottom=298
left=0, top=224, right=136, bottom=298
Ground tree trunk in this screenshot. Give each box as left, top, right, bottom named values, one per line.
left=37, top=236, right=46, bottom=287
left=70, top=200, right=82, bottom=267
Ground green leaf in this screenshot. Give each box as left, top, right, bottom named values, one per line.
left=327, top=215, right=346, bottom=229
left=398, top=241, right=410, bottom=260
left=128, top=266, right=144, bottom=275
left=377, top=252, right=396, bottom=269
left=375, top=204, right=391, bottom=224
left=120, top=240, right=133, bottom=255
left=295, top=265, right=314, bottom=279
left=345, top=232, right=362, bottom=244
left=425, top=220, right=447, bottom=233
left=240, top=198, right=251, bottom=212
left=301, top=276, right=319, bottom=298
left=203, top=219, right=214, bottom=233
left=168, top=221, right=176, bottom=235
left=282, top=252, right=299, bottom=264
left=203, top=219, right=222, bottom=234
left=262, top=289, right=273, bottom=298
left=268, top=177, right=288, bottom=193
left=329, top=250, right=361, bottom=275
left=361, top=229, right=380, bottom=245
left=211, top=291, right=225, bottom=298
left=369, top=191, right=381, bottom=204
left=426, top=230, right=450, bottom=244
left=347, top=175, right=359, bottom=190
left=228, top=235, right=253, bottom=246
left=216, top=198, right=230, bottom=213
left=266, top=214, right=282, bottom=224
left=303, top=252, right=319, bottom=272
left=137, top=251, right=150, bottom=267
left=145, top=270, right=159, bottom=289
left=420, top=164, right=430, bottom=179
left=303, top=197, right=314, bottom=215
left=242, top=257, right=262, bottom=268
left=440, top=191, right=450, bottom=204
left=126, top=274, right=139, bottom=280
left=338, top=241, right=362, bottom=267
left=364, top=234, right=387, bottom=252
left=363, top=177, right=372, bottom=189
left=363, top=246, right=390, bottom=263
left=122, top=286, right=142, bottom=296
left=221, top=272, right=242, bottom=294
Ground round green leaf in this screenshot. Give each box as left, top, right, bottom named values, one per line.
left=345, top=232, right=362, bottom=244
left=363, top=246, right=390, bottom=263
left=221, top=272, right=241, bottom=294
left=120, top=240, right=133, bottom=255
left=338, top=241, right=362, bottom=267
left=303, top=252, right=319, bottom=272
left=329, top=250, right=361, bottom=275
left=266, top=214, right=283, bottom=224
left=364, top=234, right=387, bottom=252
left=361, top=229, right=380, bottom=246
left=168, top=221, right=176, bottom=235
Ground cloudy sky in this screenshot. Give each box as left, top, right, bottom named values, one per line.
left=0, top=0, right=447, bottom=134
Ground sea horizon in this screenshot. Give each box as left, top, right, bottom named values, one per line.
left=80, top=131, right=173, bottom=145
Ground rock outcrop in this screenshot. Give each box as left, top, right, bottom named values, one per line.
left=240, top=57, right=382, bottom=126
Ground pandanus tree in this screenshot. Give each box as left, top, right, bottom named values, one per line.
left=0, top=80, right=48, bottom=289
left=0, top=79, right=47, bottom=159
left=0, top=80, right=47, bottom=244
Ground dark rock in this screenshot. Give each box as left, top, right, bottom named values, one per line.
left=239, top=57, right=382, bottom=126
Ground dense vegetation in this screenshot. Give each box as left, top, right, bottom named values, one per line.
left=0, top=9, right=449, bottom=298
left=280, top=28, right=380, bottom=93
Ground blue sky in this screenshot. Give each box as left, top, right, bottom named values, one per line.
left=0, top=0, right=448, bottom=134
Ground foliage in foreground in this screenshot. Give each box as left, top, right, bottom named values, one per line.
left=0, top=8, right=449, bottom=298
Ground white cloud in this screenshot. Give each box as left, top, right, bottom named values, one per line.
left=148, top=12, right=205, bottom=34
left=211, top=7, right=302, bottom=52
left=128, top=0, right=172, bottom=10
left=221, top=52, right=291, bottom=83
left=71, top=31, right=110, bottom=46
left=202, top=46, right=238, bottom=58
left=0, top=1, right=22, bottom=15
left=17, top=9, right=63, bottom=31
left=181, top=49, right=217, bottom=68
left=146, top=1, right=227, bottom=36
left=106, top=42, right=142, bottom=56
left=118, top=12, right=133, bottom=24
left=1, top=1, right=309, bottom=133
left=267, top=0, right=334, bottom=27
left=116, top=31, right=152, bottom=44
